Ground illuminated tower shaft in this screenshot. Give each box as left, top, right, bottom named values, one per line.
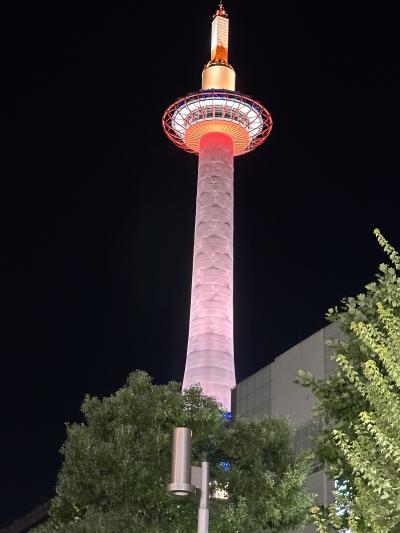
left=162, top=2, right=272, bottom=411
left=183, top=132, right=234, bottom=410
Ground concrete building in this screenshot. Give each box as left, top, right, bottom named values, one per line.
left=232, top=322, right=342, bottom=532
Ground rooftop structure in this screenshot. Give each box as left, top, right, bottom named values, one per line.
left=162, top=3, right=272, bottom=410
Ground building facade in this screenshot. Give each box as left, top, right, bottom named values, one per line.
left=232, top=322, right=342, bottom=532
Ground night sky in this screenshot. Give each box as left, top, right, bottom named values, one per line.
left=2, top=0, right=399, bottom=526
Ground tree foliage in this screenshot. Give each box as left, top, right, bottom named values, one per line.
left=298, top=230, right=400, bottom=532
left=34, top=371, right=312, bottom=532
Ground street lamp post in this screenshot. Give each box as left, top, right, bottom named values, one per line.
left=167, top=427, right=210, bottom=533
left=197, top=461, right=210, bottom=533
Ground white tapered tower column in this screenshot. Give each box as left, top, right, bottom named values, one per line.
left=182, top=132, right=235, bottom=410
left=162, top=2, right=273, bottom=412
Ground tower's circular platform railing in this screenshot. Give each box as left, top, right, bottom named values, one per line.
left=162, top=89, right=273, bottom=157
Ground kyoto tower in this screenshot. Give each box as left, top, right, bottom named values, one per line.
left=162, top=2, right=272, bottom=411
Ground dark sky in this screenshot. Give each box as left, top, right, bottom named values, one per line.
left=2, top=0, right=399, bottom=526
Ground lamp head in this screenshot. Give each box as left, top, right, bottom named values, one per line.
left=166, top=427, right=196, bottom=496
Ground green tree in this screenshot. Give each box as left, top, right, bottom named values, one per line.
left=34, top=371, right=312, bottom=533
left=298, top=230, right=400, bottom=532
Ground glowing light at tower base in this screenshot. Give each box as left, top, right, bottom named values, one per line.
left=182, top=132, right=235, bottom=410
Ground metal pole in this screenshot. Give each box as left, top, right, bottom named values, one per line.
left=197, top=461, right=210, bottom=533
left=166, top=428, right=210, bottom=531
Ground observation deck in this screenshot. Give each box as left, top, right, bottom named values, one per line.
left=162, top=89, right=273, bottom=157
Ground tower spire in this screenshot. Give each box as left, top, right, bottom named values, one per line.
left=211, top=1, right=229, bottom=64
left=215, top=1, right=228, bottom=19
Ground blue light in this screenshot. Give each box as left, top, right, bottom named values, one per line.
left=223, top=411, right=232, bottom=422
left=220, top=461, right=231, bottom=471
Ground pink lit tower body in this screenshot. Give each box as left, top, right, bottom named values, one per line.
left=163, top=3, right=272, bottom=411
